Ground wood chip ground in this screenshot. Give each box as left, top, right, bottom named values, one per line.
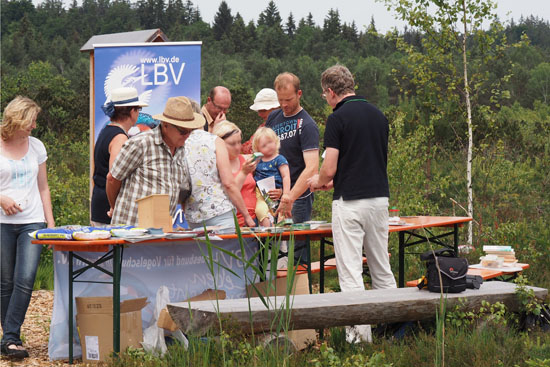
left=1, top=284, right=329, bottom=366
left=0, top=290, right=87, bottom=366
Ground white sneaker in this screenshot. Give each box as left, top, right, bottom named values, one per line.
left=277, top=256, right=288, bottom=269
left=346, top=324, right=372, bottom=343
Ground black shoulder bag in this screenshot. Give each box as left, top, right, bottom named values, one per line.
left=418, top=248, right=468, bottom=293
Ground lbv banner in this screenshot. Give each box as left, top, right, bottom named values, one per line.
left=93, top=42, right=201, bottom=142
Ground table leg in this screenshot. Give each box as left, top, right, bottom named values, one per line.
left=454, top=223, right=459, bottom=254
left=320, top=237, right=325, bottom=294
left=258, top=239, right=266, bottom=281
left=113, top=245, right=121, bottom=356
left=306, top=236, right=312, bottom=294
left=319, top=238, right=326, bottom=339
left=399, top=232, right=405, bottom=288
left=68, top=251, right=74, bottom=364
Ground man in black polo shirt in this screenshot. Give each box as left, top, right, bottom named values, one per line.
left=308, top=64, right=396, bottom=343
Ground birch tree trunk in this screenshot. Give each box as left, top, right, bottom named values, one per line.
left=463, top=0, right=474, bottom=245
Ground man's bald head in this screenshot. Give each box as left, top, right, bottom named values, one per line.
left=205, top=86, right=231, bottom=120
left=209, top=86, right=231, bottom=101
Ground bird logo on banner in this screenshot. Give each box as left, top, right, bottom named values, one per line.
left=103, top=64, right=152, bottom=106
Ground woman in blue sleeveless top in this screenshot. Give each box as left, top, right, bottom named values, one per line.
left=91, top=87, right=148, bottom=225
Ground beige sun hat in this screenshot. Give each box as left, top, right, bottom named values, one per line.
left=249, top=88, right=280, bottom=111
left=153, top=96, right=206, bottom=129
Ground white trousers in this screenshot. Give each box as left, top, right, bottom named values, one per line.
left=332, top=197, right=397, bottom=342
left=332, top=197, right=396, bottom=291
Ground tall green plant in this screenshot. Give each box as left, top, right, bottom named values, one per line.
left=193, top=216, right=300, bottom=366
left=380, top=0, right=520, bottom=245
left=387, top=109, right=450, bottom=214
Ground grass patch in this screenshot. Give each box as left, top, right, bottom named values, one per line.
left=34, top=260, right=54, bottom=291
left=108, top=322, right=550, bottom=366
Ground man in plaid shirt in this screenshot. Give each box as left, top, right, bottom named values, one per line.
left=106, top=96, right=205, bottom=226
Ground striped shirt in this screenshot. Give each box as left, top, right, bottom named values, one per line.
left=110, top=126, right=186, bottom=226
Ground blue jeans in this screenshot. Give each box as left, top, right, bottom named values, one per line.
left=1, top=222, right=45, bottom=347
left=292, top=194, right=314, bottom=264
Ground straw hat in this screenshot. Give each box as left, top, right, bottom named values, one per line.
left=102, top=87, right=148, bottom=117
left=249, top=88, right=280, bottom=111
left=153, top=96, right=205, bottom=129
left=109, top=87, right=148, bottom=107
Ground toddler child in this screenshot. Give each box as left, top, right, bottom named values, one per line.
left=252, top=127, right=291, bottom=216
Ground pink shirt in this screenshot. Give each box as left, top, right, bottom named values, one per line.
left=234, top=155, right=257, bottom=226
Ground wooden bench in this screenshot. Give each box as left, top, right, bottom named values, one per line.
left=167, top=281, right=547, bottom=336
left=406, top=263, right=530, bottom=287
left=276, top=257, right=368, bottom=278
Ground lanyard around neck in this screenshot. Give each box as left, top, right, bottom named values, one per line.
left=342, top=98, right=368, bottom=105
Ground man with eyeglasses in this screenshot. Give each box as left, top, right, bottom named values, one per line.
left=308, top=64, right=396, bottom=344
left=106, top=96, right=205, bottom=226
left=201, top=86, right=231, bottom=132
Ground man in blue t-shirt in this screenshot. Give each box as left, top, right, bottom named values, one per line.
left=308, top=64, right=396, bottom=344
left=266, top=72, right=319, bottom=263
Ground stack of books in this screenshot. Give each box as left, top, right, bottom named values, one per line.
left=482, top=245, right=517, bottom=263
left=305, top=220, right=332, bottom=230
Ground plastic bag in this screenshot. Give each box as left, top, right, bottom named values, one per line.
left=142, top=286, right=188, bottom=356
left=142, top=286, right=170, bottom=356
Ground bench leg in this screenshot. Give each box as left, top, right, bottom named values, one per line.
left=399, top=232, right=405, bottom=288
left=68, top=251, right=74, bottom=364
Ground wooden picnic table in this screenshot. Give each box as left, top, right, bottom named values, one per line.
left=31, top=215, right=471, bottom=363
left=30, top=231, right=325, bottom=364
left=319, top=216, right=473, bottom=291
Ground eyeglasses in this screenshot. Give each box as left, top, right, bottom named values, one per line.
left=173, top=125, right=193, bottom=136
left=321, top=93, right=327, bottom=100
left=211, top=99, right=229, bottom=112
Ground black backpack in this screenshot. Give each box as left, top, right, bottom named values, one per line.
left=418, top=248, right=468, bottom=293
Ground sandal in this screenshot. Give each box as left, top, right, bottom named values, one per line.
left=0, top=343, right=29, bottom=359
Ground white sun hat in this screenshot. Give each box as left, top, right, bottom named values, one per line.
left=102, top=87, right=148, bottom=117
left=249, top=88, right=280, bottom=111
left=109, top=87, right=148, bottom=107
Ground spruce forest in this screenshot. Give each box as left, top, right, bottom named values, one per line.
left=1, top=2, right=550, bottom=363
left=2, top=0, right=550, bottom=365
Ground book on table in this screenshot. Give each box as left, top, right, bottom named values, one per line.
left=482, top=245, right=517, bottom=263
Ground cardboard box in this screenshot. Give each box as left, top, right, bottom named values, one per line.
left=76, top=297, right=147, bottom=363
left=246, top=273, right=316, bottom=351
left=157, top=308, right=179, bottom=332
left=136, top=194, right=172, bottom=232
left=157, top=289, right=227, bottom=331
